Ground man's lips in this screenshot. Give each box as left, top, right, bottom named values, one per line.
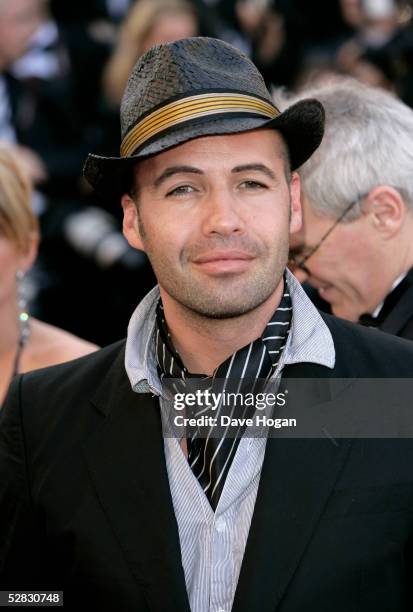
left=192, top=250, right=256, bottom=273
left=193, top=250, right=255, bottom=263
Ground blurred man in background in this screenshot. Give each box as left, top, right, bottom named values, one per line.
left=281, top=79, right=413, bottom=339
left=0, top=0, right=47, bottom=185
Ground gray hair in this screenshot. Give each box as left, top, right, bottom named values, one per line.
left=274, top=79, right=413, bottom=220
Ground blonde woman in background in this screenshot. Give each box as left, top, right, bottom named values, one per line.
left=0, top=146, right=98, bottom=404
left=104, top=0, right=198, bottom=106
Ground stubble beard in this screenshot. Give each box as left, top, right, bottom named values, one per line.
left=144, top=234, right=290, bottom=320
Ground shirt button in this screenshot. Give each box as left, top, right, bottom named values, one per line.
left=215, top=517, right=225, bottom=532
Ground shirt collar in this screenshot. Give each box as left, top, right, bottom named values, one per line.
left=125, top=270, right=335, bottom=393
left=283, top=268, right=335, bottom=367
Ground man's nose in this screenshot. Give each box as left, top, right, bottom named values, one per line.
left=201, top=189, right=246, bottom=237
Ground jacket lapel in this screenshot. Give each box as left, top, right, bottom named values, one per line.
left=379, top=282, right=413, bottom=336
left=232, top=362, right=353, bottom=612
left=83, top=348, right=190, bottom=612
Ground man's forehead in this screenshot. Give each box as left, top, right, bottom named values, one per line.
left=134, top=129, right=287, bottom=178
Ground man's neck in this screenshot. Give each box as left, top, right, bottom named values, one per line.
left=159, top=281, right=285, bottom=375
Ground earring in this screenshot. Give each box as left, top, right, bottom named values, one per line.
left=16, top=268, right=31, bottom=347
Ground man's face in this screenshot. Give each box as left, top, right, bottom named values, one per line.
left=299, top=194, right=382, bottom=321
left=122, top=129, right=301, bottom=319
left=0, top=0, right=42, bottom=66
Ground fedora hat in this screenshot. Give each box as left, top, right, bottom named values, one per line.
left=84, top=37, right=324, bottom=199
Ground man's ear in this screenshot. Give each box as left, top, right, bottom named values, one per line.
left=289, top=171, right=302, bottom=234
left=121, top=193, right=145, bottom=251
left=366, top=185, right=405, bottom=238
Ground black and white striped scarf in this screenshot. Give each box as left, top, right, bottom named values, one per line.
left=156, top=277, right=292, bottom=509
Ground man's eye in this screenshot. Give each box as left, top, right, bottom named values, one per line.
left=239, top=180, right=267, bottom=190
left=166, top=185, right=195, bottom=197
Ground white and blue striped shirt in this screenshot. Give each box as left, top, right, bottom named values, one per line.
left=125, top=270, right=335, bottom=612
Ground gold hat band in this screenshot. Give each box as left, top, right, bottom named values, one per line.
left=120, top=92, right=279, bottom=157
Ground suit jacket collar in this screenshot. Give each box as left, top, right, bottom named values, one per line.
left=232, top=359, right=353, bottom=611
left=232, top=434, right=353, bottom=612
left=87, top=348, right=190, bottom=612
left=379, top=267, right=413, bottom=336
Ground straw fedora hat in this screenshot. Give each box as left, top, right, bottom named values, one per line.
left=84, top=37, right=324, bottom=199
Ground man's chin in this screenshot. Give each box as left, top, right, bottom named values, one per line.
left=331, top=303, right=360, bottom=323
left=175, top=286, right=279, bottom=319
left=159, top=269, right=285, bottom=319
left=185, top=299, right=267, bottom=320
left=194, top=307, right=257, bottom=320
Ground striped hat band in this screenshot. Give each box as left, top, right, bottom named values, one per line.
left=120, top=92, right=280, bottom=158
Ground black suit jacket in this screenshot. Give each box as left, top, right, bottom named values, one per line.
left=1, top=314, right=413, bottom=611
left=378, top=268, right=413, bottom=341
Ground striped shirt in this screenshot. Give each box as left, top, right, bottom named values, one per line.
left=125, top=270, right=335, bottom=612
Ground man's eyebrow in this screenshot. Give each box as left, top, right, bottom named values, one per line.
left=231, top=164, right=277, bottom=180
left=153, top=165, right=204, bottom=188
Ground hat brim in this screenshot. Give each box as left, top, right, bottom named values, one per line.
left=83, top=98, right=324, bottom=201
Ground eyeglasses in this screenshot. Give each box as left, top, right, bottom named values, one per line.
left=288, top=194, right=367, bottom=274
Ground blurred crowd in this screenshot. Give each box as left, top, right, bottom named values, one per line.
left=2, top=0, right=413, bottom=347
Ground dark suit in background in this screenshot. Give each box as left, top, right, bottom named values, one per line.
left=376, top=267, right=413, bottom=340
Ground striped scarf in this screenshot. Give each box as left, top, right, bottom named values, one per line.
left=156, top=278, right=292, bottom=509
